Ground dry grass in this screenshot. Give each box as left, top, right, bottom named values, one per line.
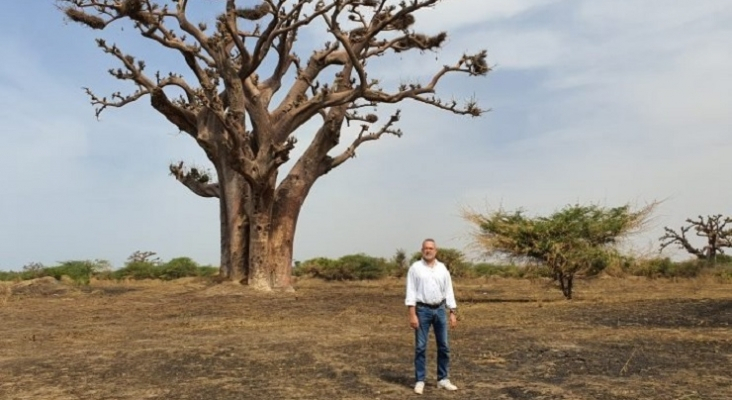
left=0, top=276, right=729, bottom=399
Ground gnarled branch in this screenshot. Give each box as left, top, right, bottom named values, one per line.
left=169, top=162, right=220, bottom=198
left=330, top=110, right=402, bottom=169
left=660, top=214, right=732, bottom=260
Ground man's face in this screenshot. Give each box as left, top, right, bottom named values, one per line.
left=421, top=241, right=437, bottom=262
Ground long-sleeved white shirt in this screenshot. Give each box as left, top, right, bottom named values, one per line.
left=404, top=259, right=457, bottom=310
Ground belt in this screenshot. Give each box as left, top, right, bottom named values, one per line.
left=416, top=300, right=446, bottom=309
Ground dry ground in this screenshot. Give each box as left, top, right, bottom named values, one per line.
left=0, top=275, right=730, bottom=400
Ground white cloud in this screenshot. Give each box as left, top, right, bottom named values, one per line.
left=413, top=0, right=560, bottom=31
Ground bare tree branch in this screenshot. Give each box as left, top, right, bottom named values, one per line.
left=659, top=214, right=732, bottom=260
left=169, top=161, right=220, bottom=198
left=329, top=110, right=402, bottom=169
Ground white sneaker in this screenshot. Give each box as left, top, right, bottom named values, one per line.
left=414, top=381, right=425, bottom=394
left=437, top=379, right=458, bottom=391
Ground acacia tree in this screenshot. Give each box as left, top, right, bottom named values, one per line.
left=659, top=215, right=732, bottom=262
left=59, top=0, right=488, bottom=290
left=463, top=203, right=655, bottom=299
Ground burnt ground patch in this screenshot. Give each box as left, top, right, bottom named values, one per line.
left=569, top=298, right=732, bottom=328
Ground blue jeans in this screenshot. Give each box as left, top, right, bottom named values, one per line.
left=414, top=306, right=450, bottom=382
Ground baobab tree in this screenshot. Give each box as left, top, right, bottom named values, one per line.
left=59, top=0, right=488, bottom=290
left=660, top=215, right=732, bottom=262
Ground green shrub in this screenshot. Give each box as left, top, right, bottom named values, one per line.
left=628, top=257, right=704, bottom=278
left=338, top=254, right=388, bottom=280
left=713, top=264, right=732, bottom=282
left=298, top=254, right=389, bottom=281
left=43, top=261, right=95, bottom=285
left=628, top=257, right=673, bottom=278
left=0, top=270, right=25, bottom=282
left=668, top=260, right=705, bottom=278
left=112, top=261, right=160, bottom=280
left=159, top=257, right=199, bottom=280
left=297, top=257, right=337, bottom=279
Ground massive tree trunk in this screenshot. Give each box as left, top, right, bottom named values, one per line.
left=267, top=161, right=321, bottom=290
left=247, top=174, right=277, bottom=290
left=216, top=161, right=249, bottom=283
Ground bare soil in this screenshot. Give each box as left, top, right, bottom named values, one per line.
left=0, top=276, right=730, bottom=400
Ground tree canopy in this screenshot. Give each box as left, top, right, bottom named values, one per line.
left=463, top=203, right=655, bottom=299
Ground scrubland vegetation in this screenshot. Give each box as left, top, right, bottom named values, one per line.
left=2, top=249, right=731, bottom=291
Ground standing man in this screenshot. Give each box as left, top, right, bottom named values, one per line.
left=405, top=238, right=458, bottom=394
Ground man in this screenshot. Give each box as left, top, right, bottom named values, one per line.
left=405, top=238, right=458, bottom=395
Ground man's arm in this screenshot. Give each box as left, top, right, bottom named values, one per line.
left=444, top=268, right=458, bottom=328
left=405, top=265, right=419, bottom=329
left=405, top=264, right=417, bottom=307
left=444, top=269, right=457, bottom=310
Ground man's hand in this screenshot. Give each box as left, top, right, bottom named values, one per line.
left=409, top=314, right=419, bottom=329
left=449, top=312, right=457, bottom=328
left=408, top=306, right=419, bottom=329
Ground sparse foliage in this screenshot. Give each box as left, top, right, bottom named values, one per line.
left=392, top=248, right=407, bottom=269
left=126, top=250, right=162, bottom=265
left=297, top=254, right=389, bottom=280
left=463, top=203, right=656, bottom=299
left=659, top=215, right=732, bottom=262
left=58, top=0, right=489, bottom=290
left=22, top=262, right=46, bottom=279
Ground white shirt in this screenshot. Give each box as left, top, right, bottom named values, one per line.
left=405, top=259, right=457, bottom=310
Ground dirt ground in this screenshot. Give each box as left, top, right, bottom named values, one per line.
left=0, top=275, right=730, bottom=400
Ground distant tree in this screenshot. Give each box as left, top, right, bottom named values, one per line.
left=463, top=203, right=655, bottom=299
left=392, top=248, right=407, bottom=269
left=59, top=0, right=488, bottom=290
left=22, top=262, right=46, bottom=278
left=659, top=215, right=732, bottom=262
left=126, top=251, right=162, bottom=265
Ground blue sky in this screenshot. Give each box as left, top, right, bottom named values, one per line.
left=1, top=1, right=731, bottom=270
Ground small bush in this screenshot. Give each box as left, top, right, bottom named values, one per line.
left=0, top=270, right=25, bottom=282
left=196, top=265, right=219, bottom=277
left=22, top=262, right=46, bottom=279
left=298, top=255, right=389, bottom=281
left=112, top=261, right=160, bottom=280
left=628, top=257, right=673, bottom=278
left=713, top=264, right=732, bottom=282
left=296, top=257, right=337, bottom=279
left=338, top=254, right=389, bottom=280
left=159, top=257, right=199, bottom=280
left=627, top=257, right=705, bottom=278
left=43, top=261, right=96, bottom=285
left=669, top=260, right=705, bottom=278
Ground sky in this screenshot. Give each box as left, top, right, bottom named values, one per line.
left=1, top=1, right=731, bottom=270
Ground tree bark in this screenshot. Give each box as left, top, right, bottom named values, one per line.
left=247, top=175, right=277, bottom=290
left=556, top=271, right=573, bottom=300
left=215, top=161, right=249, bottom=283
left=268, top=163, right=320, bottom=290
